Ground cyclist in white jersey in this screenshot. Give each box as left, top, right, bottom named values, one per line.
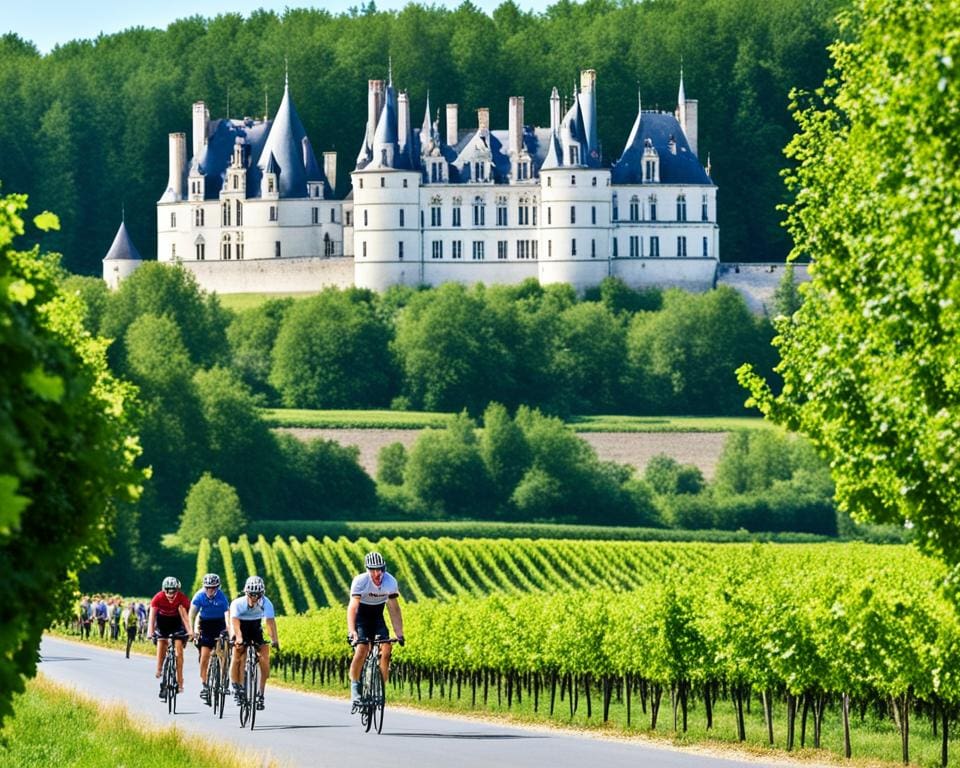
left=347, top=551, right=405, bottom=703
left=229, top=575, right=279, bottom=710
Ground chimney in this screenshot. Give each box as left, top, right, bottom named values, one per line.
left=166, top=132, right=187, bottom=200
left=192, top=101, right=208, bottom=159
left=323, top=151, right=337, bottom=195
left=683, top=99, right=698, bottom=157
left=446, top=103, right=458, bottom=147
left=508, top=96, right=524, bottom=156
left=367, top=80, right=385, bottom=147
left=477, top=107, right=490, bottom=135
left=550, top=87, right=560, bottom=133
left=397, top=91, right=410, bottom=156
left=579, top=69, right=597, bottom=156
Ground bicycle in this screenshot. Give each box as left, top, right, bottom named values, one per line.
left=207, top=630, right=232, bottom=718
left=235, top=638, right=270, bottom=729
left=350, top=637, right=398, bottom=734
left=154, top=630, right=188, bottom=714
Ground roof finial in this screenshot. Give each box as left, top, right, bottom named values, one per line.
left=121, top=202, right=125, bottom=223
left=226, top=85, right=230, bottom=120
left=264, top=86, right=269, bottom=121
left=284, top=57, right=289, bottom=90
left=388, top=56, right=393, bottom=86
left=638, top=84, right=642, bottom=113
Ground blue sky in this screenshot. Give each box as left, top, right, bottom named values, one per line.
left=5, top=1, right=556, bottom=54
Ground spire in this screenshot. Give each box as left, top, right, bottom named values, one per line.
left=678, top=60, right=686, bottom=105
left=285, top=56, right=289, bottom=90
left=677, top=62, right=688, bottom=138
left=258, top=79, right=310, bottom=196
left=388, top=55, right=393, bottom=86
left=104, top=221, right=143, bottom=262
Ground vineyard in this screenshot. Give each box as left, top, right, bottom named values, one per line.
left=192, top=536, right=960, bottom=764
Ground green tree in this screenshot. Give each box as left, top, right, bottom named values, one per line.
left=376, top=442, right=407, bottom=486
left=226, top=297, right=293, bottom=403
left=177, top=473, right=247, bottom=546
left=60, top=274, right=110, bottom=335
left=643, top=454, right=705, bottom=496
left=739, top=0, right=960, bottom=569
left=478, top=402, right=531, bottom=509
left=0, top=194, right=142, bottom=725
left=270, top=288, right=394, bottom=408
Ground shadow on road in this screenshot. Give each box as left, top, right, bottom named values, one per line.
left=39, top=656, right=90, bottom=662
left=386, top=732, right=546, bottom=740
left=252, top=724, right=350, bottom=731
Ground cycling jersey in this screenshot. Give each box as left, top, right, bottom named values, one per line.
left=191, top=588, right=229, bottom=619
left=350, top=572, right=399, bottom=606
left=230, top=594, right=275, bottom=621
left=150, top=591, right=190, bottom=617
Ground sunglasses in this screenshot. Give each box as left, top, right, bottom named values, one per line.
left=369, top=567, right=384, bottom=573
left=164, top=588, right=176, bottom=594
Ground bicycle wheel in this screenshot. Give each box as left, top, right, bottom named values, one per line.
left=217, top=650, right=228, bottom=719
left=361, top=657, right=376, bottom=732
left=370, top=665, right=385, bottom=733
left=208, top=655, right=220, bottom=713
left=248, top=652, right=260, bottom=730
left=165, top=656, right=177, bottom=714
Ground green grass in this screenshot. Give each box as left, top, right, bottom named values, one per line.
left=215, top=291, right=316, bottom=312
left=0, top=676, right=278, bottom=768
left=262, top=408, right=769, bottom=432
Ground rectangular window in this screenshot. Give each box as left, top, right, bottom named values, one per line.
left=196, top=243, right=205, bottom=260
left=275, top=241, right=281, bottom=258
left=497, top=240, right=508, bottom=259
left=269, top=206, right=277, bottom=222
left=629, top=235, right=639, bottom=258
left=532, top=206, right=537, bottom=226
left=591, top=206, right=596, bottom=225
left=236, top=201, right=242, bottom=226
left=452, top=207, right=461, bottom=227
left=570, top=206, right=576, bottom=224
left=547, top=207, right=552, bottom=225
left=473, top=204, right=485, bottom=226
left=171, top=243, right=177, bottom=259
left=703, top=236, right=709, bottom=257
left=380, top=177, right=385, bottom=187
left=702, top=195, right=709, bottom=222
left=592, top=176, right=597, bottom=187
left=472, top=241, right=484, bottom=260
left=331, top=208, right=336, bottom=223
left=222, top=203, right=230, bottom=226
left=398, top=241, right=404, bottom=259
left=363, top=209, right=368, bottom=227
left=531, top=240, right=537, bottom=259
left=431, top=207, right=441, bottom=227
left=677, top=236, right=687, bottom=257
left=591, top=239, right=596, bottom=258
left=548, top=239, right=552, bottom=258
left=345, top=211, right=352, bottom=227
left=571, top=239, right=577, bottom=256
left=650, top=236, right=660, bottom=257
left=497, top=205, right=508, bottom=226
left=677, top=196, right=687, bottom=222
left=194, top=208, right=204, bottom=226
left=432, top=241, right=443, bottom=259
left=517, top=204, right=527, bottom=226
left=630, top=199, right=639, bottom=221
left=612, top=238, right=618, bottom=258
left=399, top=209, right=405, bottom=227
left=649, top=200, right=657, bottom=221
left=312, top=207, right=319, bottom=224
left=452, top=240, right=462, bottom=259
left=170, top=213, right=176, bottom=227
left=237, top=241, right=244, bottom=260
left=362, top=241, right=367, bottom=258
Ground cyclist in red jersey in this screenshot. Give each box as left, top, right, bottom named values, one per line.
left=148, top=576, right=193, bottom=695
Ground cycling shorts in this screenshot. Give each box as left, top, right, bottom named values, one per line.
left=237, top=619, right=265, bottom=646
left=156, top=614, right=187, bottom=639
left=197, top=618, right=227, bottom=648
left=356, top=603, right=389, bottom=644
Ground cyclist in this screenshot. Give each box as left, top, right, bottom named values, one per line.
left=148, top=576, right=193, bottom=696
left=347, top=551, right=405, bottom=704
left=189, top=572, right=230, bottom=703
left=229, top=575, right=279, bottom=711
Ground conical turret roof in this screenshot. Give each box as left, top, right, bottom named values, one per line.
left=257, top=79, right=308, bottom=197
left=103, top=221, right=143, bottom=262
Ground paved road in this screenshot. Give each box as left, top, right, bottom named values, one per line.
left=40, top=636, right=780, bottom=768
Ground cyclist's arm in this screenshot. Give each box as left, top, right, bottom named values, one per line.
left=188, top=605, right=199, bottom=634
left=386, top=596, right=404, bottom=639
left=231, top=614, right=242, bottom=643
left=265, top=617, right=279, bottom=648
left=147, top=606, right=157, bottom=637
left=346, top=595, right=361, bottom=641
left=177, top=604, right=193, bottom=637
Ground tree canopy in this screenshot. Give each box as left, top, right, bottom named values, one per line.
left=739, top=0, right=960, bottom=571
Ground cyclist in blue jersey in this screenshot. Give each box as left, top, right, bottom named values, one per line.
left=347, top=551, right=405, bottom=704
left=189, top=573, right=230, bottom=703
left=229, top=575, right=279, bottom=710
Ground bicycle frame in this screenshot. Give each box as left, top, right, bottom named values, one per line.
left=236, top=638, right=268, bottom=729
left=352, top=637, right=398, bottom=734
left=157, top=630, right=188, bottom=714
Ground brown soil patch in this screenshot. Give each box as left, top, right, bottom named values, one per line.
left=278, top=428, right=728, bottom=480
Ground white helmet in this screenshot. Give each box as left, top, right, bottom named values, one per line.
left=202, top=573, right=221, bottom=588
left=161, top=576, right=180, bottom=591
left=364, top=551, right=386, bottom=570
left=244, top=575, right=265, bottom=595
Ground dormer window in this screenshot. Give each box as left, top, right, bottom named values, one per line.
left=267, top=177, right=275, bottom=193
left=569, top=146, right=579, bottom=165
left=474, top=162, right=486, bottom=182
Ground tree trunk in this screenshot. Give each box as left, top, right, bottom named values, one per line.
left=941, top=701, right=949, bottom=768
left=549, top=671, right=557, bottom=716
left=585, top=674, right=591, bottom=719
left=800, top=692, right=809, bottom=747
left=786, top=692, right=796, bottom=751
left=626, top=674, right=632, bottom=726
left=842, top=692, right=851, bottom=759
left=734, top=686, right=746, bottom=742
left=651, top=683, right=663, bottom=730
left=762, top=688, right=774, bottom=745
left=704, top=682, right=714, bottom=731
left=602, top=676, right=612, bottom=722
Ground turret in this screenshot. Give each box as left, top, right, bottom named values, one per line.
left=579, top=69, right=598, bottom=161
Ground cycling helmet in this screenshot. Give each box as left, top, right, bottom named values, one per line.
left=244, top=575, right=265, bottom=595
left=202, top=573, right=221, bottom=588
left=161, top=576, right=180, bottom=591
left=364, top=551, right=386, bottom=570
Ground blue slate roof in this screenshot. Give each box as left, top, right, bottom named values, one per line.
left=103, top=221, right=143, bottom=262
left=612, top=112, right=710, bottom=185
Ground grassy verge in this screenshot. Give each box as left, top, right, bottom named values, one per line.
left=215, top=292, right=315, bottom=312
left=262, top=408, right=768, bottom=432
left=0, top=676, right=279, bottom=768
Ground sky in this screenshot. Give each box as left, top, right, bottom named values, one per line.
left=5, top=0, right=555, bottom=55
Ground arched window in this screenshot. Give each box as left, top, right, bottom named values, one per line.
left=676, top=194, right=687, bottom=222
left=629, top=196, right=640, bottom=222
left=221, top=234, right=232, bottom=260
left=473, top=196, right=485, bottom=226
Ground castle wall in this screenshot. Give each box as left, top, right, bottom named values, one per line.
left=613, top=258, right=717, bottom=292
left=180, top=256, right=354, bottom=294
left=715, top=262, right=811, bottom=314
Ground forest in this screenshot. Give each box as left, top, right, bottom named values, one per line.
left=0, top=0, right=845, bottom=275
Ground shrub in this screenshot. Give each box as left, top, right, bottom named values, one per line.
left=177, top=474, right=247, bottom=546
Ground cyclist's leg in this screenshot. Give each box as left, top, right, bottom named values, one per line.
left=174, top=637, right=186, bottom=690
left=156, top=637, right=168, bottom=677
left=380, top=641, right=392, bottom=686
left=258, top=643, right=270, bottom=694
left=231, top=644, right=246, bottom=686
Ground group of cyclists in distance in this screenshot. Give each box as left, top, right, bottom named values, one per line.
left=146, top=551, right=404, bottom=713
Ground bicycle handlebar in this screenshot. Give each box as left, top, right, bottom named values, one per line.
left=348, top=636, right=401, bottom=647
